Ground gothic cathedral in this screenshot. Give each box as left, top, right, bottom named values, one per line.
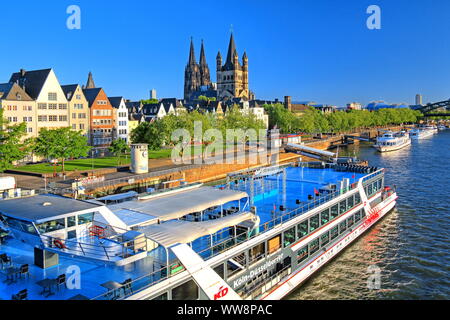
left=184, top=33, right=252, bottom=102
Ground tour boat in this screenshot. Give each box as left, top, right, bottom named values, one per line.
left=373, top=131, right=411, bottom=152
left=0, top=162, right=397, bottom=300
left=409, top=126, right=436, bottom=140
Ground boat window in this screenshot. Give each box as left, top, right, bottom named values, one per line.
left=283, top=227, right=296, bottom=247
left=347, top=215, right=354, bottom=228
left=330, top=204, right=339, bottom=219
left=297, top=220, right=308, bottom=239
left=249, top=242, right=265, bottom=263
left=3, top=217, right=38, bottom=235
left=309, top=238, right=319, bottom=255
left=78, top=212, right=94, bottom=225
left=347, top=196, right=354, bottom=209
left=172, top=279, right=199, bottom=300
left=360, top=209, right=366, bottom=218
left=320, top=208, right=330, bottom=225
left=268, top=234, right=281, bottom=254
left=330, top=226, right=339, bottom=240
left=213, top=264, right=225, bottom=279
left=354, top=211, right=361, bottom=222
left=339, top=200, right=347, bottom=214
left=150, top=292, right=168, bottom=300
left=297, top=246, right=308, bottom=264
left=339, top=221, right=347, bottom=234
left=354, top=193, right=361, bottom=205
left=320, top=231, right=330, bottom=247
left=367, top=184, right=373, bottom=197
left=378, top=179, right=383, bottom=190
left=36, top=218, right=65, bottom=234
left=67, top=216, right=76, bottom=227
left=372, top=181, right=379, bottom=193
left=309, top=214, right=319, bottom=232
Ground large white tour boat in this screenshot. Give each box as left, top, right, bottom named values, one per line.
left=0, top=161, right=397, bottom=300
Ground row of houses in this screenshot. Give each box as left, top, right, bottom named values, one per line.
left=0, top=68, right=131, bottom=157
left=0, top=68, right=271, bottom=161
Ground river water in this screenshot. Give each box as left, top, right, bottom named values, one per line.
left=287, top=130, right=450, bottom=300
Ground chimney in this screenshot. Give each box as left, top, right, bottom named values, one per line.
left=20, top=69, right=26, bottom=77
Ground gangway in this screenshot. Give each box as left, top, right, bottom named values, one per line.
left=285, top=143, right=336, bottom=160
left=171, top=244, right=241, bottom=300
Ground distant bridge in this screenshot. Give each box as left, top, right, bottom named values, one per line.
left=414, top=99, right=450, bottom=115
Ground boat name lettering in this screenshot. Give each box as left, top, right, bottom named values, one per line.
left=233, top=254, right=284, bottom=289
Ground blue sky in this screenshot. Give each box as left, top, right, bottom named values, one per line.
left=0, top=0, right=449, bottom=107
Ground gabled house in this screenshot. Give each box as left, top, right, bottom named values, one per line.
left=109, top=96, right=129, bottom=143
left=9, top=68, right=69, bottom=132
left=83, top=87, right=115, bottom=152
left=61, top=84, right=90, bottom=137
left=142, top=102, right=174, bottom=121
left=0, top=82, right=36, bottom=140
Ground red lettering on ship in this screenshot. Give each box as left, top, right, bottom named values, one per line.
left=213, top=286, right=229, bottom=300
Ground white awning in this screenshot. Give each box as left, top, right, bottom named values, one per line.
left=108, top=186, right=248, bottom=222
left=286, top=143, right=336, bottom=158
left=139, top=212, right=256, bottom=247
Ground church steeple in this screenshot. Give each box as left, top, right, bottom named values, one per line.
left=85, top=71, right=96, bottom=89
left=199, top=40, right=211, bottom=87
left=188, top=37, right=197, bottom=65
left=225, top=33, right=237, bottom=67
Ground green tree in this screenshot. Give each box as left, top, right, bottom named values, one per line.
left=140, top=99, right=159, bottom=104
left=109, top=139, right=130, bottom=165
left=32, top=127, right=91, bottom=173
left=0, top=109, right=28, bottom=172
left=130, top=121, right=164, bottom=150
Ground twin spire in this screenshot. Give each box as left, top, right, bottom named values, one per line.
left=188, top=37, right=207, bottom=66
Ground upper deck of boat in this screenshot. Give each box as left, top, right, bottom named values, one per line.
left=0, top=164, right=371, bottom=300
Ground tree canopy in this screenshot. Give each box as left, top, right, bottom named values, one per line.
left=108, top=138, right=130, bottom=165
left=31, top=127, right=91, bottom=173
left=0, top=109, right=29, bottom=172
left=263, top=103, right=421, bottom=134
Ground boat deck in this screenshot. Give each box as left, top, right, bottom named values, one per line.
left=0, top=165, right=366, bottom=300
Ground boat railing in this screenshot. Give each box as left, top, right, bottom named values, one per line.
left=39, top=232, right=145, bottom=262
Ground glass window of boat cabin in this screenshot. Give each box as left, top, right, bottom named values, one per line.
left=339, top=200, right=347, bottom=214
left=297, top=220, right=308, bottom=239
left=283, top=227, right=296, bottom=247
left=36, top=218, right=66, bottom=234
left=330, top=203, right=339, bottom=219
left=249, top=242, right=266, bottom=263
left=309, top=214, right=319, bottom=232
left=297, top=245, right=308, bottom=264
left=172, top=279, right=199, bottom=300
left=268, top=234, right=281, bottom=254
left=330, top=225, right=339, bottom=240
left=320, top=208, right=330, bottom=225
left=2, top=215, right=38, bottom=235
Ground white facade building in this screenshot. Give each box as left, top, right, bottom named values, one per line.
left=109, top=96, right=129, bottom=143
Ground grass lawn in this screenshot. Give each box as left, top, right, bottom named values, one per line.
left=14, top=157, right=128, bottom=174
left=148, top=149, right=172, bottom=159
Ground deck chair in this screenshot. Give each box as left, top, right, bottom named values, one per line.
left=55, top=274, right=67, bottom=291
left=0, top=253, right=12, bottom=268
left=121, top=278, right=133, bottom=295
left=11, top=289, right=28, bottom=300
left=19, top=264, right=30, bottom=279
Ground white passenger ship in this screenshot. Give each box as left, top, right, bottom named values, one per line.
left=373, top=131, right=411, bottom=152
left=0, top=161, right=397, bottom=300
left=409, top=125, right=438, bottom=140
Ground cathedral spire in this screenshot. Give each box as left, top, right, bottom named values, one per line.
left=199, top=40, right=207, bottom=66
left=188, top=37, right=197, bottom=65
left=86, top=71, right=95, bottom=89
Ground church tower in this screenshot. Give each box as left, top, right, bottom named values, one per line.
left=216, top=33, right=250, bottom=100
left=184, top=38, right=201, bottom=101
left=199, top=40, right=211, bottom=88
left=85, top=71, right=96, bottom=89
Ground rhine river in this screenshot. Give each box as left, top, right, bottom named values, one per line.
left=287, top=130, right=450, bottom=300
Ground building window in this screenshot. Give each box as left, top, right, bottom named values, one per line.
left=38, top=115, right=47, bottom=122
left=49, top=115, right=57, bottom=122
left=48, top=103, right=57, bottom=110
left=79, top=124, right=85, bottom=130
left=59, top=103, right=67, bottom=110
left=59, top=115, right=67, bottom=122
left=48, top=92, right=57, bottom=101
left=38, top=103, right=47, bottom=110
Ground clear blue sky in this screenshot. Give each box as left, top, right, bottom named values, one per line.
left=0, top=0, right=449, bottom=107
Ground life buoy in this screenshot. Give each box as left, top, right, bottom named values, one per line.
left=53, top=239, right=67, bottom=249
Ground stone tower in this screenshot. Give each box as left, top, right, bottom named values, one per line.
left=85, top=71, right=96, bottom=89
left=216, top=33, right=250, bottom=100
left=184, top=38, right=201, bottom=101
left=199, top=40, right=211, bottom=88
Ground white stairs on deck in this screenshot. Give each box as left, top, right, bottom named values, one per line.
left=171, top=244, right=241, bottom=300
